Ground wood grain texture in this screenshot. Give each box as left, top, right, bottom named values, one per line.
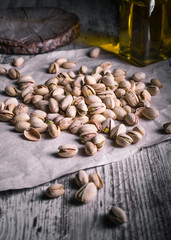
left=0, top=0, right=171, bottom=240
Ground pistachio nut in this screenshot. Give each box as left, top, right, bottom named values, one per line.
left=85, top=142, right=97, bottom=156
left=18, top=75, right=35, bottom=87
left=66, top=105, right=77, bottom=118
left=125, top=90, right=139, bottom=107
left=34, top=85, right=49, bottom=96
left=89, top=47, right=100, bottom=58
left=8, top=68, right=21, bottom=79
left=127, top=130, right=143, bottom=143
left=45, top=77, right=58, bottom=86
left=97, top=90, right=115, bottom=100
left=113, top=107, right=127, bottom=121
left=77, top=102, right=88, bottom=116
left=0, top=110, right=14, bottom=121
left=47, top=121, right=60, bottom=138
left=49, top=98, right=59, bottom=113
left=82, top=85, right=96, bottom=97
left=54, top=114, right=65, bottom=125
left=35, top=100, right=49, bottom=112
left=89, top=173, right=104, bottom=189
left=124, top=113, right=139, bottom=126
left=92, top=83, right=106, bottom=93
left=23, top=91, right=34, bottom=104
left=15, top=121, right=31, bottom=132
left=115, top=88, right=126, bottom=98
left=58, top=144, right=78, bottom=157
left=138, top=100, right=150, bottom=107
left=88, top=120, right=102, bottom=132
left=5, top=86, right=19, bottom=97
left=135, top=82, right=145, bottom=94
left=62, top=61, right=76, bottom=69
left=90, top=114, right=106, bottom=123
left=24, top=127, right=41, bottom=141
left=13, top=57, right=24, bottom=67
left=150, top=78, right=163, bottom=89
left=55, top=57, right=67, bottom=66
left=103, top=96, right=115, bottom=109
left=147, top=85, right=160, bottom=96
left=4, top=97, right=18, bottom=106
left=138, top=89, right=151, bottom=102
left=116, top=134, right=133, bottom=147
left=102, top=118, right=115, bottom=133
left=70, top=120, right=83, bottom=134
left=92, top=66, right=103, bottom=75
left=84, top=75, right=96, bottom=85
left=119, top=80, right=131, bottom=90
left=75, top=182, right=97, bottom=203
left=132, top=72, right=146, bottom=82
left=75, top=170, right=89, bottom=187
left=80, top=131, right=97, bottom=143
left=74, top=115, right=89, bottom=124
left=47, top=113, right=60, bottom=121
left=91, top=73, right=102, bottom=82
left=112, top=68, right=126, bottom=83
left=51, top=87, right=64, bottom=97
left=92, top=134, right=106, bottom=150
left=32, top=95, right=43, bottom=105
left=58, top=117, right=73, bottom=130
left=79, top=124, right=98, bottom=134
left=5, top=103, right=16, bottom=112
left=115, top=99, right=122, bottom=107
left=88, top=102, right=106, bottom=115
left=72, top=76, right=84, bottom=88
left=72, top=96, right=85, bottom=106
left=163, top=122, right=171, bottom=134
left=48, top=62, right=59, bottom=74
left=71, top=87, right=82, bottom=97
left=0, top=67, right=7, bottom=75
left=59, top=94, right=73, bottom=111
left=30, top=116, right=44, bottom=128
left=132, top=125, right=146, bottom=136
left=35, top=123, right=48, bottom=133
left=68, top=71, right=76, bottom=79
left=13, top=113, right=30, bottom=124
left=110, top=123, right=126, bottom=139
left=79, top=65, right=88, bottom=74
left=30, top=110, right=47, bottom=119
left=45, top=184, right=65, bottom=198
left=108, top=205, right=127, bottom=224
left=21, top=86, right=34, bottom=99
left=135, top=107, right=145, bottom=117
left=102, top=76, right=118, bottom=88
left=142, top=107, right=159, bottom=120
left=100, top=61, right=112, bottom=70
left=85, top=95, right=102, bottom=105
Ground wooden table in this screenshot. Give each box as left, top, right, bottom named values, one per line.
left=0, top=1, right=170, bottom=240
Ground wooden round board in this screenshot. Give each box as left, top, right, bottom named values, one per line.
left=0, top=7, right=80, bottom=54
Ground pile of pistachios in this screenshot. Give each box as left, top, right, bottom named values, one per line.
left=0, top=47, right=170, bottom=158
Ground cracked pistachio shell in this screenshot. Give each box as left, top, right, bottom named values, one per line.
left=72, top=76, right=84, bottom=88
left=85, top=142, right=97, bottom=156
left=127, top=130, right=143, bottom=143
left=35, top=100, right=49, bottom=112
left=35, top=123, right=48, bottom=133
left=85, top=95, right=102, bottom=105
left=4, top=97, right=18, bottom=106
left=150, top=78, right=162, bottom=89
left=70, top=120, right=83, bottom=134
left=32, top=95, right=43, bottom=105
left=5, top=86, right=19, bottom=97
left=59, top=94, right=73, bottom=111
left=62, top=61, right=76, bottom=69
left=15, top=121, right=31, bottom=132
left=58, top=144, right=78, bottom=157
left=55, top=57, right=67, bottom=66
left=48, top=121, right=60, bottom=138
left=89, top=173, right=104, bottom=189
left=119, top=80, right=131, bottom=90
left=163, top=122, right=171, bottom=134
left=116, top=134, right=133, bottom=147
left=142, top=107, right=159, bottom=120
left=138, top=100, right=150, bottom=108
left=90, top=114, right=106, bottom=123
left=30, top=117, right=44, bottom=128
left=133, top=125, right=146, bottom=136
left=77, top=102, right=88, bottom=116
left=92, top=66, right=103, bottom=75
left=88, top=120, right=102, bottom=132
left=5, top=103, right=16, bottom=112
left=124, top=113, right=139, bottom=126
left=8, top=68, right=21, bottom=79
left=45, top=77, right=58, bottom=86
left=125, top=90, right=139, bottom=107
left=75, top=182, right=97, bottom=203
left=51, top=87, right=64, bottom=97
left=58, top=117, right=73, bottom=130
left=54, top=115, right=65, bottom=125
left=93, top=134, right=106, bottom=150
left=82, top=85, right=96, bottom=97
left=115, top=88, right=125, bottom=98
left=113, top=107, right=127, bottom=121
left=0, top=110, right=14, bottom=121
left=102, top=76, right=118, bottom=88
left=0, top=67, right=7, bottom=75
left=34, top=85, right=49, bottom=96
left=30, top=110, right=47, bottom=119
left=102, top=118, right=115, bottom=133
left=103, top=96, right=115, bottom=109
left=13, top=113, right=30, bottom=124
left=46, top=184, right=65, bottom=198
left=72, top=96, right=84, bottom=106
left=108, top=205, right=127, bottom=225
left=72, top=87, right=81, bottom=97
left=88, top=102, right=106, bottom=115
left=79, top=65, right=88, bottom=74
left=80, top=131, right=97, bottom=143
left=75, top=170, right=89, bottom=187
left=110, top=124, right=126, bottom=139
left=21, top=86, right=34, bottom=99
left=66, top=105, right=77, bottom=118
left=84, top=75, right=97, bottom=85
left=68, top=71, right=76, bottom=79
left=92, top=83, right=106, bottom=93
left=13, top=57, right=24, bottom=67
left=79, top=124, right=98, bottom=134
left=24, top=127, right=41, bottom=141
left=89, top=47, right=100, bottom=58
left=23, top=91, right=34, bottom=104
left=147, top=85, right=160, bottom=96
left=132, top=72, right=146, bottom=82
left=49, top=98, right=59, bottom=113
left=138, top=89, right=151, bottom=102
left=48, top=62, right=59, bottom=74
left=18, top=74, right=35, bottom=84
left=97, top=90, right=115, bottom=100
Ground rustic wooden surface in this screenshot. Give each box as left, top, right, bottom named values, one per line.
left=0, top=1, right=171, bottom=240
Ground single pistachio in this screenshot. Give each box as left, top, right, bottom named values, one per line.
left=24, top=127, right=41, bottom=141
left=5, top=86, right=19, bottom=97
left=110, top=123, right=127, bottom=139
left=147, top=85, right=160, bottom=96
left=102, top=77, right=118, bottom=88
left=45, top=184, right=65, bottom=198
left=80, top=131, right=97, bottom=143
left=71, top=86, right=82, bottom=97
left=82, top=85, right=96, bottom=97
left=125, top=90, right=139, bottom=107
left=18, top=74, right=34, bottom=83
left=92, top=83, right=106, bottom=93
left=8, top=68, right=21, bottom=79
left=123, top=105, right=133, bottom=113
left=89, top=173, right=104, bottom=189
left=93, top=134, right=106, bottom=150
left=127, top=130, right=143, bottom=143
left=34, top=85, right=49, bottom=96
left=142, top=107, right=159, bottom=120
left=103, top=109, right=116, bottom=119
left=49, top=98, right=59, bottom=113
left=135, top=82, right=145, bottom=94
left=13, top=57, right=24, bottom=67
left=132, top=72, right=146, bottom=82
left=163, top=122, right=171, bottom=134
left=61, top=77, right=73, bottom=86
left=91, top=73, right=102, bottom=82
left=0, top=110, right=14, bottom=121
left=48, top=83, right=57, bottom=92
left=89, top=120, right=102, bottom=132
left=66, top=105, right=77, bottom=118
left=84, top=142, right=97, bottom=156
left=57, top=117, right=73, bottom=130
left=124, top=113, right=139, bottom=126
left=35, top=100, right=49, bottom=112
left=70, top=120, right=83, bottom=134
left=119, top=80, right=131, bottom=90
left=116, top=134, right=133, bottom=147
left=97, top=90, right=115, bottom=100
left=77, top=102, right=88, bottom=116
left=51, top=87, right=65, bottom=97
left=103, top=96, right=115, bottom=109
left=100, top=61, right=112, bottom=70
left=47, top=120, right=60, bottom=138
left=30, top=117, right=44, bottom=128
left=72, top=96, right=84, bottom=106
left=55, top=57, right=67, bottom=66
left=32, top=95, right=43, bottom=105
left=113, top=107, right=127, bottom=121
left=62, top=61, right=76, bottom=69
left=92, top=66, right=103, bottom=75
left=0, top=101, right=5, bottom=111
left=79, top=124, right=98, bottom=134
left=138, top=89, right=151, bottom=102
left=132, top=125, right=146, bottom=136
left=23, top=91, right=34, bottom=104
left=35, top=123, right=48, bottom=133
left=115, top=88, right=126, bottom=98
left=75, top=170, right=89, bottom=188
left=75, top=182, right=97, bottom=203
left=84, top=75, right=96, bottom=85
left=59, top=94, right=73, bottom=111
left=90, top=114, right=106, bottom=123
left=79, top=65, right=88, bottom=74
left=0, top=67, right=7, bottom=75
left=58, top=144, right=78, bottom=157
left=138, top=100, right=150, bottom=107
left=45, top=77, right=58, bottom=86
left=150, top=78, right=163, bottom=89
left=89, top=47, right=100, bottom=58
left=12, top=113, right=30, bottom=124
left=46, top=113, right=60, bottom=121
left=112, top=68, right=126, bottom=83
left=4, top=97, right=18, bottom=106
left=73, top=115, right=89, bottom=124
left=85, top=95, right=102, bottom=105
left=102, top=118, right=115, bottom=133
left=21, top=86, right=34, bottom=99
left=88, top=102, right=106, bottom=115
left=5, top=103, right=16, bottom=112
left=68, top=71, right=76, bottom=79
left=48, top=62, right=59, bottom=74
left=30, top=110, right=47, bottom=119
left=15, top=121, right=31, bottom=132
left=72, top=76, right=84, bottom=88
left=108, top=205, right=127, bottom=225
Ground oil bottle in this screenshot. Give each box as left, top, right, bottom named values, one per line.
left=119, top=0, right=171, bottom=66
